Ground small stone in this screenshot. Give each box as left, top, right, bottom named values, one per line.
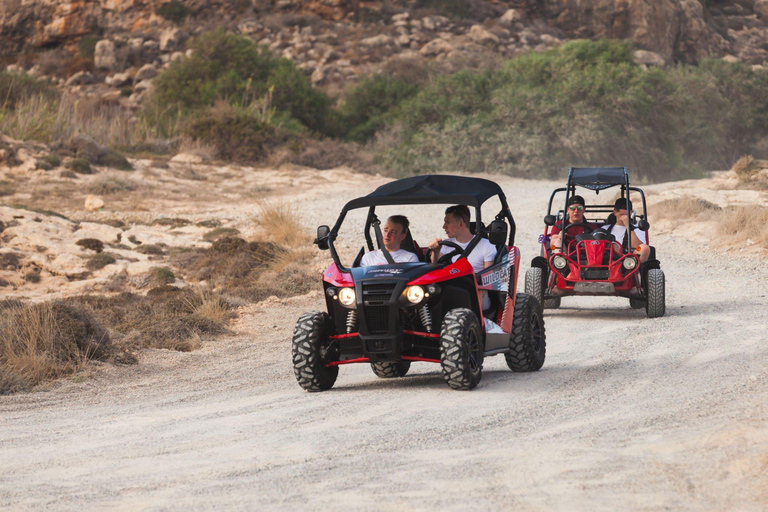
left=65, top=71, right=95, bottom=86
left=94, top=40, right=117, bottom=70
left=361, top=34, right=392, bottom=47
left=499, top=9, right=523, bottom=26
left=85, top=195, right=105, bottom=212
left=633, top=50, right=666, bottom=67
left=159, top=27, right=187, bottom=52
left=107, top=72, right=132, bottom=87
left=170, top=152, right=203, bottom=164
left=134, top=79, right=154, bottom=93
left=420, top=38, right=454, bottom=56
left=468, top=25, right=499, bottom=46
left=135, top=64, right=158, bottom=81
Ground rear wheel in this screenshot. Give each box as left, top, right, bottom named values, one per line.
left=629, top=298, right=645, bottom=309
left=646, top=268, right=666, bottom=318
left=440, top=308, right=484, bottom=390
left=371, top=361, right=411, bottom=378
left=506, top=293, right=546, bottom=372
left=292, top=311, right=338, bottom=392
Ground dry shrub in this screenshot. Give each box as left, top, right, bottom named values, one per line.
left=76, top=238, right=104, bottom=253
left=731, top=155, right=768, bottom=190
left=71, top=287, right=231, bottom=353
left=281, top=137, right=380, bottom=173
left=255, top=200, right=309, bottom=247
left=203, top=227, right=240, bottom=242
left=654, top=197, right=722, bottom=219
left=88, top=174, right=137, bottom=194
left=176, top=137, right=217, bottom=161
left=0, top=301, right=110, bottom=394
left=716, top=205, right=768, bottom=248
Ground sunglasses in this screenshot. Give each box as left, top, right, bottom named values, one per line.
left=445, top=206, right=462, bottom=214
left=568, top=205, right=585, bottom=211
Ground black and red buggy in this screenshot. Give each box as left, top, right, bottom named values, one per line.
left=526, top=167, right=665, bottom=318
left=292, top=175, right=546, bottom=391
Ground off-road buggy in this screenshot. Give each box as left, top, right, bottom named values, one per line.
left=292, top=175, right=546, bottom=392
left=526, top=167, right=665, bottom=318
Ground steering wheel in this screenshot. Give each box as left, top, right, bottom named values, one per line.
left=425, top=240, right=464, bottom=265
left=562, top=222, right=594, bottom=236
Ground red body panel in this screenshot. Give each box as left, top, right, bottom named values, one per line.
left=322, top=262, right=354, bottom=287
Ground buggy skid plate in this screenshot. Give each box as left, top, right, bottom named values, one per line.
left=573, top=282, right=615, bottom=294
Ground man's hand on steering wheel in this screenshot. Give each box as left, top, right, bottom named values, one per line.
left=426, top=240, right=464, bottom=264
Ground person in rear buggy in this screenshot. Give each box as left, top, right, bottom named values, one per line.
left=600, top=198, right=650, bottom=262
left=427, top=205, right=497, bottom=310
left=549, top=195, right=597, bottom=254
left=360, top=215, right=419, bottom=266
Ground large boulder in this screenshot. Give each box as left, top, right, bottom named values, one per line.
left=534, top=0, right=728, bottom=63
left=420, top=38, right=454, bottom=56
left=468, top=25, right=500, bottom=46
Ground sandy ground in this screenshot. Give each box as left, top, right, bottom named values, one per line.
left=1, top=174, right=767, bottom=511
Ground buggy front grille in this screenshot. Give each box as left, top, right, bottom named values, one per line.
left=581, top=268, right=610, bottom=280
left=362, top=283, right=396, bottom=305
left=364, top=306, right=390, bottom=334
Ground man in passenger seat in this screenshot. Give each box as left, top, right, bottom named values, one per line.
left=601, top=198, right=650, bottom=263
left=360, top=215, right=419, bottom=266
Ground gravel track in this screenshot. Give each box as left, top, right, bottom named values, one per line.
left=1, top=176, right=767, bottom=511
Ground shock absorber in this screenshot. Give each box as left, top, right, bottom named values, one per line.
left=346, top=310, right=358, bottom=333
left=418, top=305, right=433, bottom=333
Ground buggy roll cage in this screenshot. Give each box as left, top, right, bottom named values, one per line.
left=547, top=167, right=648, bottom=255
left=320, top=175, right=517, bottom=273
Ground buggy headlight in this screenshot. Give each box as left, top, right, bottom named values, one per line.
left=405, top=285, right=425, bottom=304
left=622, top=257, right=638, bottom=270
left=553, top=255, right=568, bottom=270
left=338, top=287, right=356, bottom=307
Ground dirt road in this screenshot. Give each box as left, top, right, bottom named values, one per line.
left=2, top=176, right=767, bottom=511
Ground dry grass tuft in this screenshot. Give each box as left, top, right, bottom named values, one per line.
left=716, top=205, right=768, bottom=248
left=71, top=287, right=231, bottom=353
left=0, top=301, right=111, bottom=394
left=654, top=197, right=722, bottom=219
left=731, top=155, right=768, bottom=189
left=88, top=174, right=137, bottom=194
left=255, top=200, right=309, bottom=247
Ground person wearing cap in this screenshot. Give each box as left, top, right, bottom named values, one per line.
left=549, top=195, right=597, bottom=253
left=601, top=198, right=650, bottom=263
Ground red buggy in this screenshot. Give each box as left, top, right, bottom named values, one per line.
left=525, top=167, right=665, bottom=318
left=292, top=175, right=546, bottom=391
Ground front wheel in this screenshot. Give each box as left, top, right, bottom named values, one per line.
left=646, top=268, right=666, bottom=318
left=506, top=293, right=546, bottom=372
left=292, top=311, right=338, bottom=392
left=440, top=308, right=484, bottom=390
left=371, top=361, right=410, bottom=378
left=525, top=267, right=560, bottom=309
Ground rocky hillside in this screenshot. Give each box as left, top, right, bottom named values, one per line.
left=2, top=0, right=768, bottom=109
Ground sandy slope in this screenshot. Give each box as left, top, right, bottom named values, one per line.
left=1, top=175, right=767, bottom=511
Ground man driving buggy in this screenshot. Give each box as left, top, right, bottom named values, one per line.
left=549, top=195, right=597, bottom=253
left=360, top=215, right=419, bottom=266
left=601, top=198, right=650, bottom=263
left=427, top=205, right=497, bottom=310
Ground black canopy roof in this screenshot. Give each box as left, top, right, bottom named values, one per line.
left=342, top=175, right=506, bottom=211
left=569, top=167, right=628, bottom=190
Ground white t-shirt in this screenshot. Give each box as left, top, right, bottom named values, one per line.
left=440, top=236, right=497, bottom=310
left=440, top=237, right=498, bottom=273
left=601, top=224, right=647, bottom=245
left=360, top=249, right=419, bottom=266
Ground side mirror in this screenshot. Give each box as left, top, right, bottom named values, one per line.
left=544, top=215, right=556, bottom=226
left=314, top=225, right=330, bottom=250
left=637, top=219, right=650, bottom=231
left=487, top=220, right=507, bottom=246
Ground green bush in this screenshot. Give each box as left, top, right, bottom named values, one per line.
left=339, top=74, right=419, bottom=142
left=382, top=40, right=768, bottom=181
left=78, top=34, right=101, bottom=59
left=0, top=71, right=59, bottom=110
left=87, top=253, right=116, bottom=270
left=181, top=103, right=291, bottom=163
left=66, top=158, right=93, bottom=174
left=155, top=1, right=191, bottom=24
left=150, top=30, right=332, bottom=134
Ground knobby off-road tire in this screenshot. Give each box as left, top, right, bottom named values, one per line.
left=525, top=267, right=561, bottom=310
left=292, top=311, right=338, bottom=392
left=371, top=361, right=411, bottom=378
left=505, top=293, right=546, bottom=372
left=440, top=308, right=484, bottom=390
left=629, top=298, right=645, bottom=309
left=646, top=268, right=666, bottom=318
